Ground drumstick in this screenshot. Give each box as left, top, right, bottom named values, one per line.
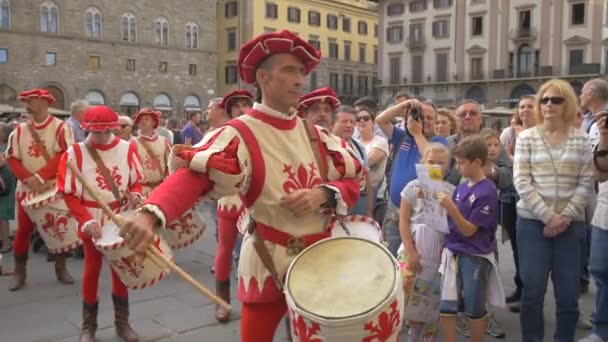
left=66, top=161, right=231, bottom=311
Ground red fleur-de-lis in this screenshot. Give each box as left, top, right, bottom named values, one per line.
left=95, top=166, right=124, bottom=191
left=27, top=141, right=44, bottom=158
left=111, top=256, right=143, bottom=278
left=291, top=310, right=322, bottom=342
left=362, top=300, right=401, bottom=342
left=41, top=213, right=67, bottom=241
left=145, top=156, right=157, bottom=171
left=167, top=212, right=195, bottom=239
left=282, top=163, right=322, bottom=194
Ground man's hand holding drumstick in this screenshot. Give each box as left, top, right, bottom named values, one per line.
left=119, top=212, right=158, bottom=256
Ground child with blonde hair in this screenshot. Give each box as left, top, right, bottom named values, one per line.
left=399, top=142, right=455, bottom=341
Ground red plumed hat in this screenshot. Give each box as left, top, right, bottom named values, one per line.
left=219, top=89, right=254, bottom=110
left=238, top=30, right=321, bottom=85
left=297, top=87, right=340, bottom=117
left=80, top=106, right=120, bottom=132
left=17, top=88, right=55, bottom=104
left=133, top=108, right=161, bottom=129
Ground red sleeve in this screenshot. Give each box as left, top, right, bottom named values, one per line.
left=325, top=178, right=360, bottom=209
left=7, top=157, right=33, bottom=181
left=145, top=168, right=213, bottom=223
left=63, top=194, right=94, bottom=225
left=36, top=153, right=64, bottom=180
left=129, top=183, right=143, bottom=196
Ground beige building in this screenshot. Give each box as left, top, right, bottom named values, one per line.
left=377, top=0, right=607, bottom=108
left=0, top=0, right=217, bottom=118
left=217, top=0, right=379, bottom=104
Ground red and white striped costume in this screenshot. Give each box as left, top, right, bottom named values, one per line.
left=6, top=114, right=74, bottom=256
left=133, top=135, right=170, bottom=196
left=57, top=136, right=145, bottom=305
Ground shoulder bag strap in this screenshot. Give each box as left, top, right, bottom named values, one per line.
left=26, top=122, right=52, bottom=162
left=84, top=142, right=122, bottom=202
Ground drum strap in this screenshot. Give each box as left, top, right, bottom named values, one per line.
left=138, top=138, right=165, bottom=175
left=84, top=142, right=122, bottom=202
left=26, top=122, right=52, bottom=162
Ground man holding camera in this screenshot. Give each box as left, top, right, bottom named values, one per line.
left=376, top=99, right=446, bottom=256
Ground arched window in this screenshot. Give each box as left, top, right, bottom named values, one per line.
left=120, top=91, right=140, bottom=117
left=154, top=17, right=169, bottom=46
left=121, top=12, right=136, bottom=42
left=86, top=7, right=102, bottom=39
left=185, top=21, right=199, bottom=48
left=153, top=93, right=172, bottom=111
left=1, top=0, right=10, bottom=29
left=184, top=95, right=201, bottom=111
left=85, top=90, right=105, bottom=105
left=517, top=44, right=533, bottom=76
left=40, top=1, right=58, bottom=33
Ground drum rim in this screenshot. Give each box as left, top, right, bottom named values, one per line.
left=286, top=236, right=397, bottom=321
left=328, top=215, right=382, bottom=235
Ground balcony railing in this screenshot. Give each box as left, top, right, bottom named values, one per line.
left=509, top=27, right=537, bottom=41
left=406, top=36, right=426, bottom=49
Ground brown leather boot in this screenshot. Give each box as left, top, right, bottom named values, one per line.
left=79, top=301, right=98, bottom=342
left=9, top=253, right=27, bottom=291
left=112, top=294, right=139, bottom=342
left=55, top=252, right=75, bottom=284
left=215, top=280, right=231, bottom=323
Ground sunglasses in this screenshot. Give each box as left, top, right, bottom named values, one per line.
left=120, top=124, right=130, bottom=129
left=356, top=116, right=371, bottom=122
left=540, top=96, right=565, bottom=105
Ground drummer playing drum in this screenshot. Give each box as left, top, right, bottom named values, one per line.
left=57, top=106, right=145, bottom=342
left=120, top=30, right=363, bottom=341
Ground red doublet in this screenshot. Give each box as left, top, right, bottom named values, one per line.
left=57, top=137, right=145, bottom=304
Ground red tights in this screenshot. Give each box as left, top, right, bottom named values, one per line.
left=82, top=237, right=128, bottom=305
left=241, top=299, right=288, bottom=342
left=13, top=202, right=34, bottom=256
left=214, top=214, right=239, bottom=282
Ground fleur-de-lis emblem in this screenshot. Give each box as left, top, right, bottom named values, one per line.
left=167, top=212, right=194, bottom=240
left=282, top=163, right=322, bottom=194
left=145, top=156, right=158, bottom=171
left=362, top=300, right=401, bottom=342
left=41, top=212, right=68, bottom=241
left=27, top=141, right=44, bottom=158
left=95, top=166, right=123, bottom=191
left=291, top=309, right=322, bottom=342
left=111, top=255, right=144, bottom=278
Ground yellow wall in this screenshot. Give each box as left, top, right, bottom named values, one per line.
left=217, top=0, right=378, bottom=95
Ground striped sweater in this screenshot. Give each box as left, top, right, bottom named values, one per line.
left=513, top=126, right=593, bottom=224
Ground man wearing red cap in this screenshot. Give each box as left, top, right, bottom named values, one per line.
left=297, top=86, right=341, bottom=130
left=132, top=108, right=170, bottom=197
left=57, top=106, right=145, bottom=342
left=5, top=88, right=76, bottom=291
left=121, top=30, right=363, bottom=341
left=212, top=89, right=254, bottom=323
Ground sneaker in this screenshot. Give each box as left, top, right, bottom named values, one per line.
left=579, top=333, right=608, bottom=342
left=456, top=314, right=470, bottom=337
left=505, top=290, right=521, bottom=303
left=578, top=314, right=594, bottom=330
left=486, top=313, right=506, bottom=339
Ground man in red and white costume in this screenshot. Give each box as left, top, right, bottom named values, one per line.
left=6, top=88, right=75, bottom=291
left=132, top=108, right=170, bottom=197
left=121, top=30, right=363, bottom=341
left=297, top=86, right=340, bottom=130
left=57, top=106, right=145, bottom=342
left=213, top=89, right=254, bottom=322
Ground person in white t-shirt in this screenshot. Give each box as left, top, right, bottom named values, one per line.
left=355, top=107, right=388, bottom=205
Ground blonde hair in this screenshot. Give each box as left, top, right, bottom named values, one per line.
left=480, top=128, right=500, bottom=142
left=535, top=79, right=579, bottom=124
left=437, top=108, right=457, bottom=135
left=422, top=142, right=450, bottom=162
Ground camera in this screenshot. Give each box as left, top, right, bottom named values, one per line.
left=409, top=106, right=422, bottom=121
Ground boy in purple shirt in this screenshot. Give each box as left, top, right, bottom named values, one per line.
left=437, top=136, right=499, bottom=342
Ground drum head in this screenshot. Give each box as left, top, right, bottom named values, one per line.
left=95, top=222, right=122, bottom=246
left=287, top=237, right=396, bottom=320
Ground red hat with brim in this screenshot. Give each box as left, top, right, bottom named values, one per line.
left=80, top=106, right=120, bottom=132
left=219, top=89, right=255, bottom=110
left=297, top=87, right=340, bottom=117
left=238, top=30, right=321, bottom=85
left=17, top=88, right=55, bottom=105
left=133, top=108, right=161, bottom=129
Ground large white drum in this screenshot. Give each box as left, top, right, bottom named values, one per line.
left=328, top=215, right=383, bottom=244
left=285, top=237, right=404, bottom=341
left=164, top=208, right=205, bottom=249
left=94, top=210, right=172, bottom=290
left=21, top=189, right=82, bottom=254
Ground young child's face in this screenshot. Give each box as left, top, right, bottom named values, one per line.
left=137, top=115, right=156, bottom=131
left=485, top=137, right=500, bottom=162
left=424, top=150, right=450, bottom=177
left=455, top=156, right=481, bottom=179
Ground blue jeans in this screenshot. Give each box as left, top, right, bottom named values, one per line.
left=590, top=226, right=608, bottom=338
left=349, top=194, right=369, bottom=216
left=517, top=216, right=583, bottom=342
left=382, top=201, right=401, bottom=257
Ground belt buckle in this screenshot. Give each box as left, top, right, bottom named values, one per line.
left=286, top=237, right=305, bottom=256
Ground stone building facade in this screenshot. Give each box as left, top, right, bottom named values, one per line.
left=0, top=0, right=217, bottom=119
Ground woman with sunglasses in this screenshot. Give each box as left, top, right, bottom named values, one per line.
left=356, top=108, right=388, bottom=212
left=513, top=79, right=594, bottom=342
